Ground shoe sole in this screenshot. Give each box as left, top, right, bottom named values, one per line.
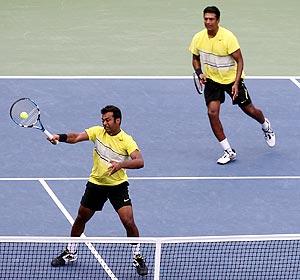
left=51, top=257, right=77, bottom=267
left=217, top=157, right=236, bottom=165
left=266, top=141, right=275, bottom=148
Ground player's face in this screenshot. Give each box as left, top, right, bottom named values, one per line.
left=203, top=13, right=219, bottom=33
left=102, top=112, right=121, bottom=135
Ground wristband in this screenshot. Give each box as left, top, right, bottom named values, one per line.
left=195, top=68, right=203, bottom=77
left=58, top=134, right=67, bottom=142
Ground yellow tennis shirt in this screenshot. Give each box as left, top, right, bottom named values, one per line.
left=189, top=26, right=245, bottom=84
left=85, top=126, right=139, bottom=186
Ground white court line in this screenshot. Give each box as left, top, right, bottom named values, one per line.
left=38, top=179, right=118, bottom=280
left=290, top=77, right=300, bottom=89
left=1, top=176, right=300, bottom=181
left=0, top=75, right=300, bottom=79
left=128, top=176, right=300, bottom=180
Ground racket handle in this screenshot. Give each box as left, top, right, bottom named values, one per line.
left=43, top=129, right=58, bottom=145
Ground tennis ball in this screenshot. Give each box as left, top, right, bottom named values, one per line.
left=20, top=111, right=29, bottom=119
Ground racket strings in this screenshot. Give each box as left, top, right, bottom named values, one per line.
left=10, top=99, right=40, bottom=127
left=20, top=108, right=39, bottom=127
left=193, top=72, right=204, bottom=94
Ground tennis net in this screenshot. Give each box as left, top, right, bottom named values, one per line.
left=1, top=234, right=300, bottom=279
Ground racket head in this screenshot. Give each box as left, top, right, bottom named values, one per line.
left=10, top=98, right=41, bottom=128
left=193, top=72, right=204, bottom=95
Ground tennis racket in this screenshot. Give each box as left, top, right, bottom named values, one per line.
left=10, top=97, right=57, bottom=144
left=193, top=72, right=205, bottom=95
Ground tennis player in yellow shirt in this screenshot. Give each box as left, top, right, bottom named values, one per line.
left=49, top=105, right=148, bottom=276
left=189, top=6, right=276, bottom=164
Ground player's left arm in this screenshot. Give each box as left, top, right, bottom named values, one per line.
left=109, top=150, right=144, bottom=175
left=231, top=48, right=244, bottom=99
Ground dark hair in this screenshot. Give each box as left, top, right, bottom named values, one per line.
left=203, top=6, right=220, bottom=20
left=101, top=105, right=122, bottom=121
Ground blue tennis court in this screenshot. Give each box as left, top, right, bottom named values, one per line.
left=0, top=77, right=300, bottom=279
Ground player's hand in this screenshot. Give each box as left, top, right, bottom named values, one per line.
left=231, top=83, right=239, bottom=100
left=48, top=134, right=59, bottom=145
left=199, top=73, right=207, bottom=84
left=108, top=161, right=122, bottom=175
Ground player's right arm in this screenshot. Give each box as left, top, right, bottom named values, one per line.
left=192, top=54, right=206, bottom=84
left=190, top=32, right=206, bottom=83
left=192, top=54, right=201, bottom=70
left=49, top=131, right=89, bottom=144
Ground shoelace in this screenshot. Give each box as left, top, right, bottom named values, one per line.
left=263, top=129, right=274, bottom=137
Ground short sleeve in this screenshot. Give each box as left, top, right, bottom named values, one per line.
left=125, top=135, right=139, bottom=156
left=85, top=126, right=102, bottom=142
left=189, top=33, right=200, bottom=55
left=227, top=32, right=240, bottom=54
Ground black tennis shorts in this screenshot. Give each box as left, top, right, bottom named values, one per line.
left=204, top=78, right=252, bottom=107
left=81, top=181, right=131, bottom=211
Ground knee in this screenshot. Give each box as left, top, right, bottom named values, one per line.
left=207, top=108, right=219, bottom=120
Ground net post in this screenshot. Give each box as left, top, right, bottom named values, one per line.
left=153, top=239, right=162, bottom=280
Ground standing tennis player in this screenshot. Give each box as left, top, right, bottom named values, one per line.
left=49, top=105, right=148, bottom=276
left=189, top=6, right=276, bottom=164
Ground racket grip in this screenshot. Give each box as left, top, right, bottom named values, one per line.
left=43, top=129, right=58, bottom=145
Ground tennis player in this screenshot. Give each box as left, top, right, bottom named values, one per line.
left=189, top=6, right=276, bottom=164
left=49, top=105, right=148, bottom=276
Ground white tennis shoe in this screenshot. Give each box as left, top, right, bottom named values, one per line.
left=51, top=249, right=78, bottom=267
left=133, top=255, right=148, bottom=276
left=217, top=149, right=237, bottom=165
left=262, top=118, right=276, bottom=147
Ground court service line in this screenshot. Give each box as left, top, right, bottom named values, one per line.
left=0, top=75, right=300, bottom=80
left=1, top=176, right=300, bottom=181
left=290, top=78, right=300, bottom=89
left=130, top=176, right=300, bottom=180
left=38, top=178, right=118, bottom=280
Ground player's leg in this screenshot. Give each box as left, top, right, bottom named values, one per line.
left=110, top=183, right=148, bottom=276
left=117, top=205, right=148, bottom=276
left=205, top=80, right=236, bottom=164
left=51, top=205, right=95, bottom=267
left=117, top=205, right=139, bottom=237
left=233, top=80, right=276, bottom=147
left=207, top=100, right=225, bottom=141
left=71, top=205, right=95, bottom=237
left=241, top=103, right=275, bottom=147
left=51, top=182, right=107, bottom=267
left=208, top=101, right=236, bottom=164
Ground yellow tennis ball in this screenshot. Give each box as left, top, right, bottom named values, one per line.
left=20, top=111, right=29, bottom=119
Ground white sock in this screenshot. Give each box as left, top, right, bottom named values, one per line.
left=67, top=243, right=78, bottom=253
left=132, top=243, right=141, bottom=258
left=219, top=138, right=232, bottom=152
left=262, top=119, right=270, bottom=131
